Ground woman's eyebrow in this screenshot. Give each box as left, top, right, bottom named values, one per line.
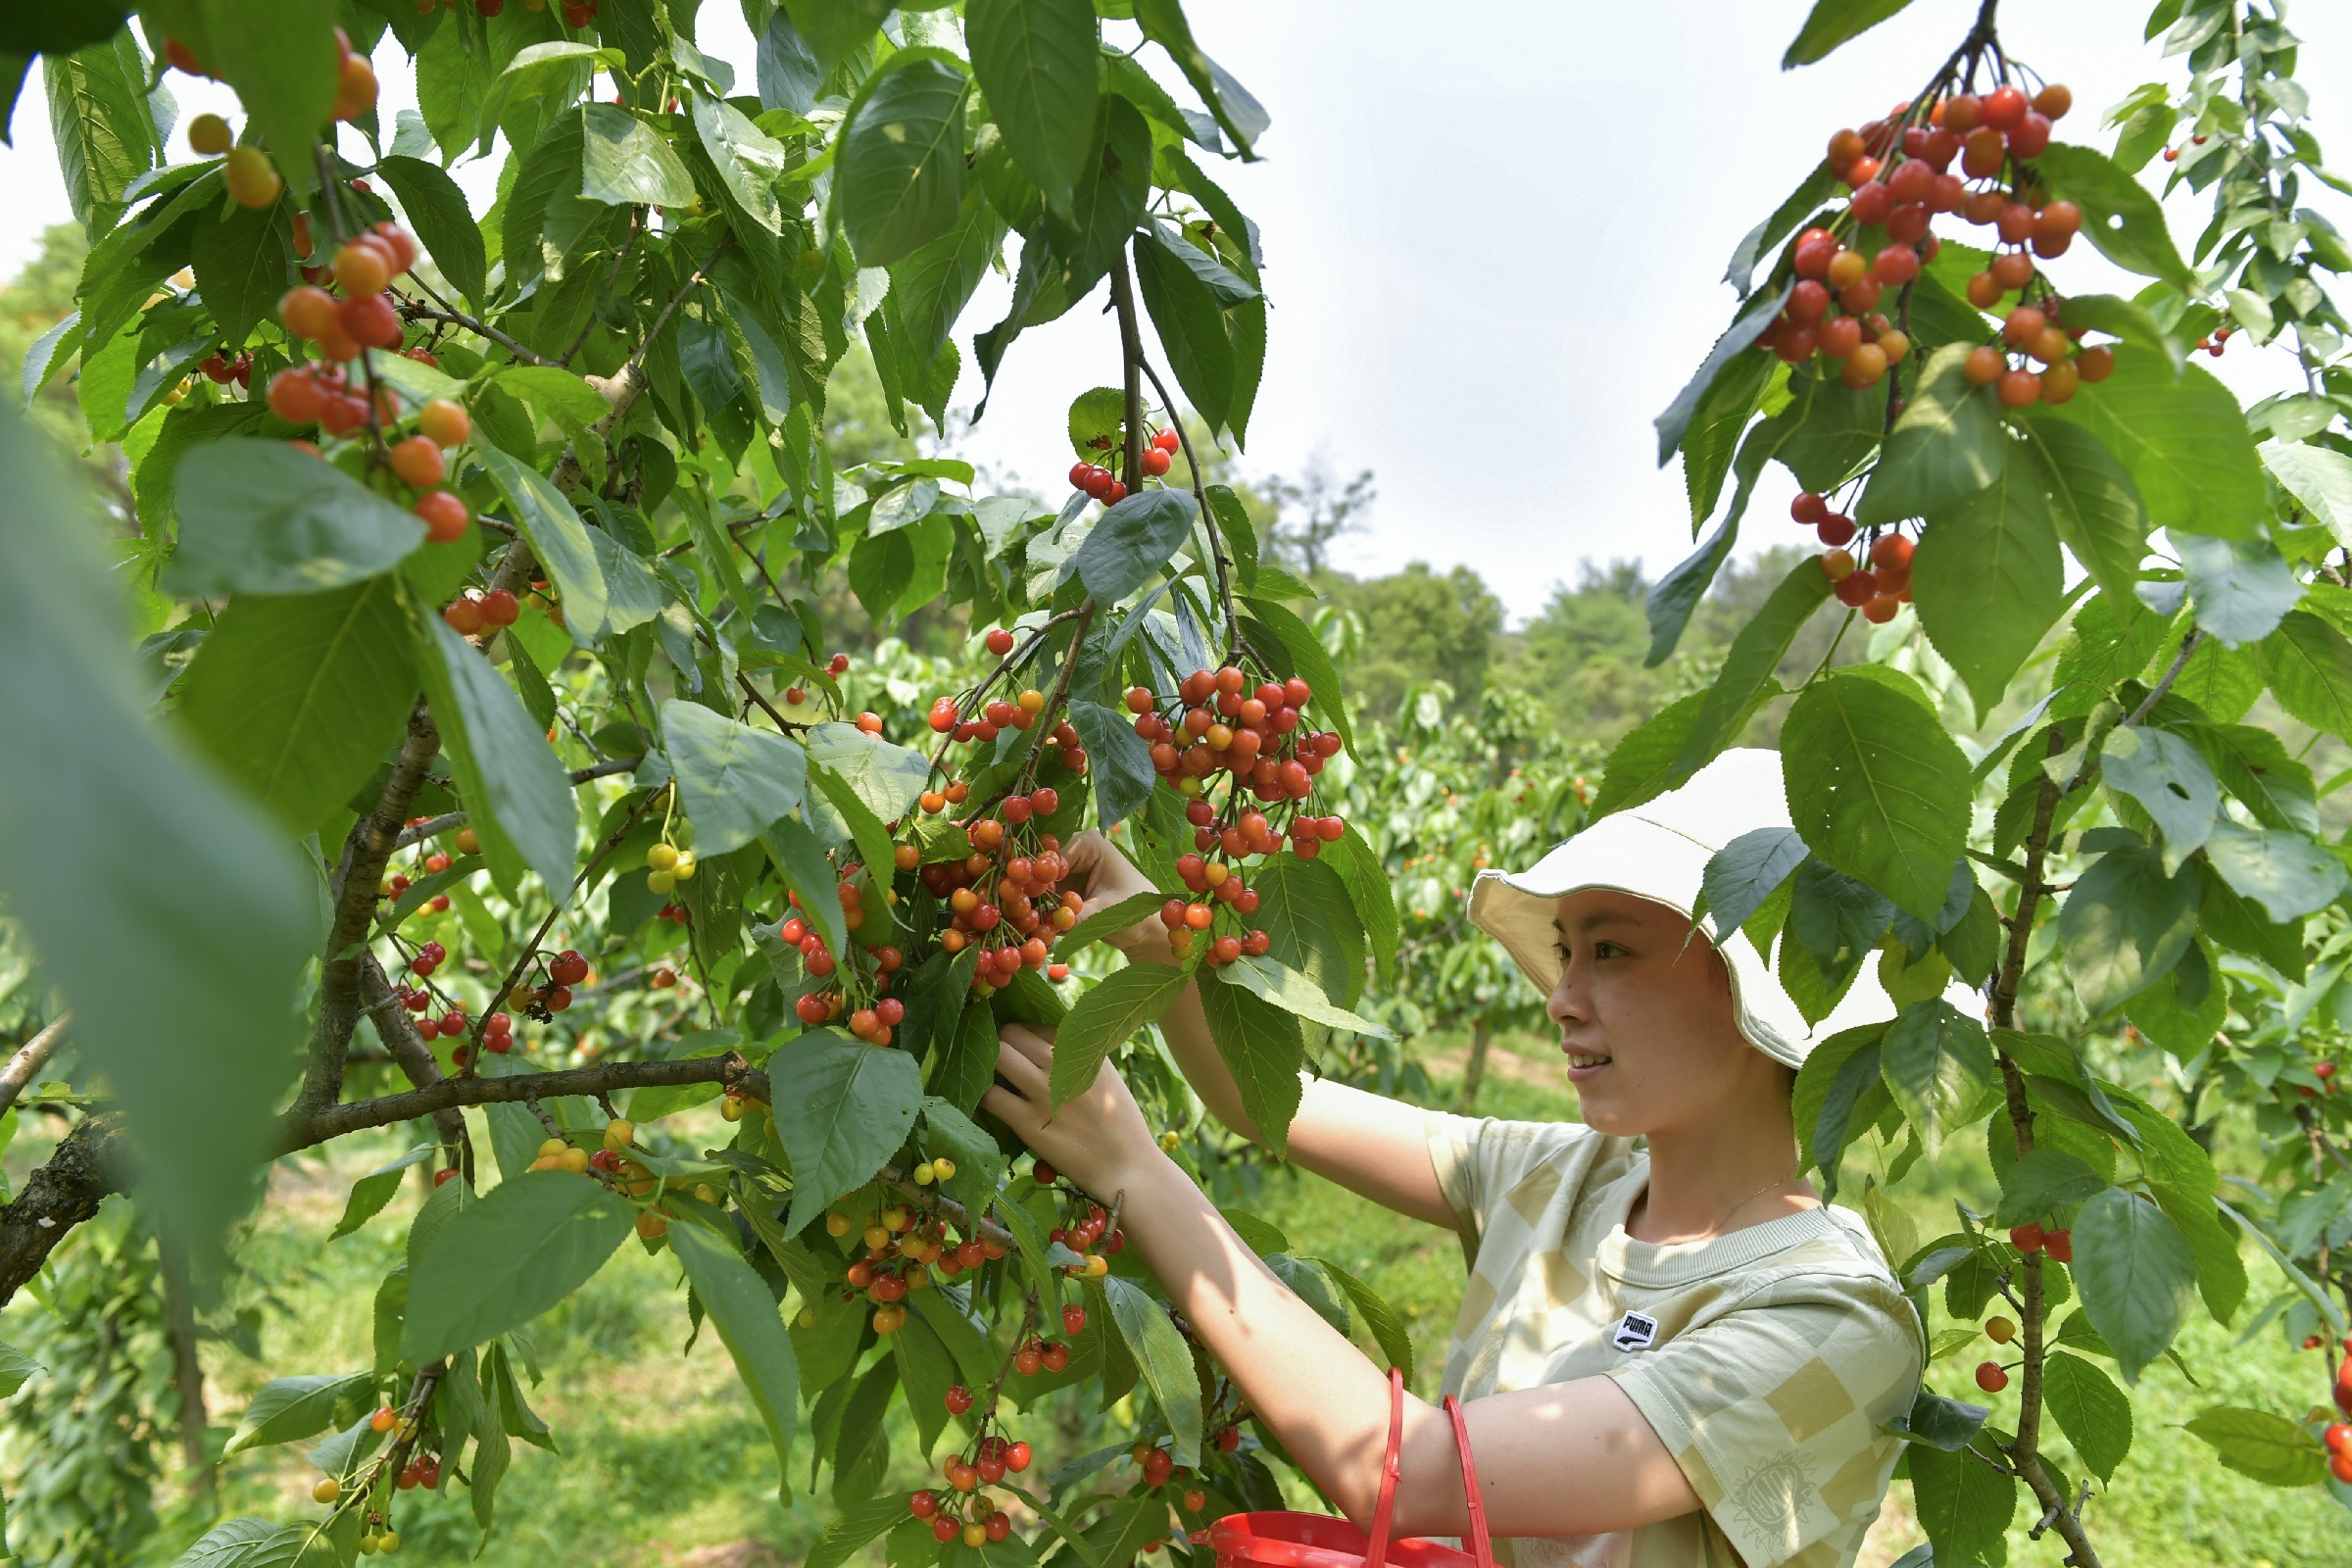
left=1555, top=911, right=1642, bottom=937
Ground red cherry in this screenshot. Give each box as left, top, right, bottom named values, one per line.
left=1982, top=84, right=2028, bottom=131
left=1062, top=1303, right=1087, bottom=1335
left=1975, top=1360, right=2010, bottom=1393
left=986, top=627, right=1015, bottom=655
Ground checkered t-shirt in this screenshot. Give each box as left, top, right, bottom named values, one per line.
left=1424, top=1112, right=1924, bottom=1568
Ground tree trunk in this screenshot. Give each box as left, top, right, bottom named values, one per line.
left=1457, top=1018, right=1493, bottom=1113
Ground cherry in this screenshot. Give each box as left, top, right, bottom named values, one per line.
left=1990, top=250, right=2035, bottom=291
left=1013, top=1346, right=1044, bottom=1377
left=2033, top=84, right=2072, bottom=120
left=443, top=597, right=486, bottom=635
left=2009, top=1222, right=2046, bottom=1254
left=1847, top=180, right=1893, bottom=226
left=1153, top=427, right=1181, bottom=453
left=223, top=146, right=281, bottom=209
left=1062, top=1303, right=1088, bottom=1335
left=1975, top=1360, right=2010, bottom=1394
left=2042, top=1229, right=2073, bottom=1263
left=930, top=1519, right=958, bottom=1544
left=986, top=627, right=1015, bottom=655
left=2007, top=113, right=2052, bottom=159
left=945, top=1385, right=974, bottom=1414
left=1982, top=84, right=2028, bottom=131
left=910, top=1491, right=940, bottom=1519
left=2077, top=345, right=2115, bottom=382
left=1960, top=126, right=2006, bottom=179
left=1006, top=1440, right=1033, bottom=1471
left=1141, top=447, right=1172, bottom=477
left=1868, top=534, right=1913, bottom=571
left=1964, top=346, right=2006, bottom=386
left=1033, top=1159, right=1057, bottom=1184
left=1996, top=368, right=2042, bottom=409
left=389, top=436, right=445, bottom=489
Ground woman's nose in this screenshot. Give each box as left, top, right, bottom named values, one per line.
left=1547, top=958, right=1587, bottom=1026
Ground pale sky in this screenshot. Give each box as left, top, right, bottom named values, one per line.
left=5, top=2, right=2347, bottom=621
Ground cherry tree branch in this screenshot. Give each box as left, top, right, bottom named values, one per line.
left=0, top=1014, right=70, bottom=1121
left=0, top=1111, right=122, bottom=1303
left=357, top=953, right=471, bottom=1166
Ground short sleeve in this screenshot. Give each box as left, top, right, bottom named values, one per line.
left=1604, top=1278, right=1923, bottom=1568
left=1421, top=1111, right=1592, bottom=1250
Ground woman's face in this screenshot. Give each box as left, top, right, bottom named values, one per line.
left=1544, top=889, right=1778, bottom=1140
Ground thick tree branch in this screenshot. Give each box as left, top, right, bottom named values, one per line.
left=306, top=704, right=444, bottom=1116
left=0, top=1112, right=123, bottom=1303
left=0, top=1014, right=70, bottom=1120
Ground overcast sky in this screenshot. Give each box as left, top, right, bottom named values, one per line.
left=4, top=1, right=2348, bottom=621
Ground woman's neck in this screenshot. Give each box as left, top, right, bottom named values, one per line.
left=1626, top=1101, right=1817, bottom=1246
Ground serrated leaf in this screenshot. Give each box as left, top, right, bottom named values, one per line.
left=1912, top=447, right=2066, bottom=720
left=1781, top=668, right=1974, bottom=920
left=2072, top=1186, right=2196, bottom=1381
left=1049, top=962, right=1192, bottom=1108
left=838, top=54, right=970, bottom=267
left=770, top=1029, right=924, bottom=1236
left=165, top=438, right=425, bottom=598
left=2044, top=348, right=2264, bottom=541
left=2182, top=1406, right=2326, bottom=1486
left=1857, top=344, right=2003, bottom=525
left=662, top=700, right=808, bottom=857
left=1103, top=1277, right=1203, bottom=1465
left=224, top=1371, right=374, bottom=1455
left=2041, top=1351, right=2132, bottom=1482
left=1197, top=972, right=1303, bottom=1154
left=671, top=1224, right=799, bottom=1496
left=329, top=1146, right=436, bottom=1242
left=402, top=1174, right=635, bottom=1362
left=1214, top=956, right=1390, bottom=1039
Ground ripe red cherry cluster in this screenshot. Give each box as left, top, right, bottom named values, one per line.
left=198, top=351, right=254, bottom=390
left=2326, top=1412, right=2352, bottom=1485
left=2008, top=1220, right=2073, bottom=1262
left=1960, top=301, right=2113, bottom=410
left=441, top=586, right=519, bottom=635
left=393, top=1452, right=440, bottom=1492
left=825, top=1201, right=1008, bottom=1331
left=1757, top=79, right=2077, bottom=394
left=912, top=1431, right=1032, bottom=1546
left=1794, top=492, right=1918, bottom=625
left=1132, top=667, right=1340, bottom=809
left=913, top=827, right=1085, bottom=992
left=507, top=948, right=588, bottom=1021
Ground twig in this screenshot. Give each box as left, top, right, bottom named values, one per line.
left=879, top=1164, right=1017, bottom=1251
left=460, top=785, right=670, bottom=1075
left=0, top=1015, right=70, bottom=1121
left=394, top=284, right=554, bottom=368
left=391, top=758, right=645, bottom=850
left=1132, top=354, right=1256, bottom=663
left=2123, top=628, right=2203, bottom=727
left=356, top=955, right=472, bottom=1169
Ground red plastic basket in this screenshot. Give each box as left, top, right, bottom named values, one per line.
left=1207, top=1370, right=1492, bottom=1568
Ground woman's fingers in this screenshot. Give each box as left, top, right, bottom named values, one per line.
left=994, top=1033, right=1051, bottom=1100
left=977, top=1085, right=1036, bottom=1137
left=1002, top=1022, right=1055, bottom=1071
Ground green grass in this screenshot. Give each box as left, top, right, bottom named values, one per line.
left=13, top=1031, right=2348, bottom=1566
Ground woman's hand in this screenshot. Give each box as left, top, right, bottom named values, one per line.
left=981, top=1021, right=1164, bottom=1201
left=1059, top=832, right=1177, bottom=964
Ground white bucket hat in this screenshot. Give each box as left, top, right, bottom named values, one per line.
left=1466, top=748, right=1907, bottom=1069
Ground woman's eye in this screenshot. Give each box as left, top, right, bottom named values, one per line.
left=1593, top=941, right=1627, bottom=960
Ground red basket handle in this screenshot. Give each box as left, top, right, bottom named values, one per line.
left=1443, top=1394, right=1493, bottom=1568
left=1363, top=1368, right=1406, bottom=1568
left=1362, top=1372, right=1494, bottom=1568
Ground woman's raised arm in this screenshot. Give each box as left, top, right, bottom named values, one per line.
left=1060, top=832, right=1456, bottom=1230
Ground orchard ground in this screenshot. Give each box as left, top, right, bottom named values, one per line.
left=6, top=1024, right=2333, bottom=1568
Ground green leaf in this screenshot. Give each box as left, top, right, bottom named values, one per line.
left=1214, top=956, right=1391, bottom=1039
left=764, top=813, right=847, bottom=956
left=1132, top=0, right=1266, bottom=156
left=1665, top=556, right=1832, bottom=789
left=1653, top=285, right=1790, bottom=466
left=802, top=722, right=932, bottom=825
left=1250, top=855, right=1363, bottom=1008
left=195, top=0, right=338, bottom=202
left=1074, top=490, right=1198, bottom=604
left=467, top=441, right=616, bottom=647
left=1322, top=825, right=1399, bottom=982
left=329, top=1146, right=435, bottom=1242
left=188, top=192, right=289, bottom=348
left=480, top=42, right=618, bottom=133
left=2057, top=844, right=2199, bottom=1014
left=0, top=1341, right=41, bottom=1400
left=890, top=187, right=1009, bottom=365
left=2152, top=1181, right=2245, bottom=1323
left=2034, top=141, right=2197, bottom=292
left=1049, top=93, right=1152, bottom=288
left=1102, top=1277, right=1203, bottom=1465
left=1856, top=344, right=2003, bottom=525
left=1054, top=892, right=1164, bottom=957
left=806, top=1492, right=919, bottom=1568
left=1912, top=446, right=2066, bottom=719
left=1992, top=1150, right=2108, bottom=1227
left=2178, top=534, right=2299, bottom=647
left=224, top=1371, right=373, bottom=1455
left=402, top=1173, right=636, bottom=1362
left=2099, top=725, right=2218, bottom=872
left=2044, top=348, right=2264, bottom=541
left=966, top=0, right=1100, bottom=213
left=1197, top=972, right=1304, bottom=1154
left=376, top=155, right=489, bottom=307
left=780, top=0, right=893, bottom=76
left=165, top=438, right=425, bottom=597
left=770, top=1029, right=925, bottom=1236
left=1880, top=999, right=1995, bottom=1153
left=671, top=1223, right=799, bottom=1497
left=43, top=29, right=153, bottom=232
left=1781, top=668, right=1974, bottom=921
left=1242, top=595, right=1354, bottom=755
left=2259, top=610, right=2352, bottom=737
left=691, top=91, right=790, bottom=235
left=1067, top=698, right=1155, bottom=830
left=1311, top=1256, right=1414, bottom=1383
left=1134, top=222, right=1236, bottom=434
left=2040, top=1351, right=2132, bottom=1483
left=165, top=1518, right=308, bottom=1568
left=1683, top=350, right=1778, bottom=528
left=2202, top=820, right=2349, bottom=922
left=662, top=700, right=808, bottom=857
left=1781, top=0, right=1918, bottom=67
left=1906, top=1441, right=2016, bottom=1565
left=1050, top=963, right=1192, bottom=1108
left=838, top=54, right=970, bottom=267
left=2072, top=1186, right=2196, bottom=1381
left=174, top=577, right=416, bottom=836
left=414, top=612, right=577, bottom=894
left=2053, top=293, right=2183, bottom=376
left=1702, top=827, right=1807, bottom=941
left=2260, top=439, right=2352, bottom=549
left=580, top=102, right=695, bottom=208
left=0, top=404, right=312, bottom=1265
left=1645, top=493, right=1741, bottom=666
left=2182, top=1407, right=2327, bottom=1487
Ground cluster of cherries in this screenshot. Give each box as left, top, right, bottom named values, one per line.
left=824, top=1198, right=1002, bottom=1335
left=1759, top=77, right=2105, bottom=405
left=1793, top=491, right=1916, bottom=625
left=910, top=823, right=1087, bottom=993
left=910, top=1439, right=1029, bottom=1546
left=1124, top=666, right=1345, bottom=961
left=643, top=839, right=703, bottom=896
left=166, top=27, right=377, bottom=209
left=2326, top=1352, right=2352, bottom=1483
left=196, top=350, right=254, bottom=390
left=782, top=906, right=907, bottom=1038
left=1069, top=426, right=1182, bottom=502
left=1969, top=1224, right=2075, bottom=1394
